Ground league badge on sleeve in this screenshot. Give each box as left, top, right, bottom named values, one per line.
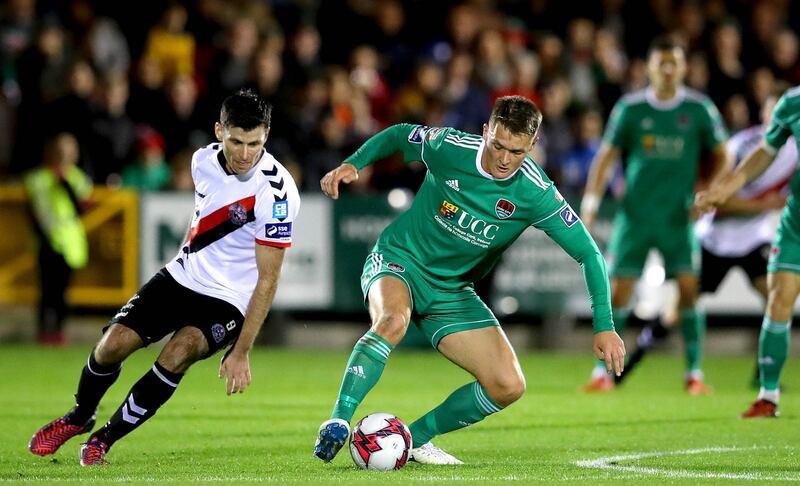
left=273, top=200, right=288, bottom=220
left=559, top=205, right=579, bottom=227
left=408, top=125, right=428, bottom=144
left=495, top=199, right=516, bottom=219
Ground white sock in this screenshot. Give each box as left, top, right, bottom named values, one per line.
left=758, top=387, right=779, bottom=404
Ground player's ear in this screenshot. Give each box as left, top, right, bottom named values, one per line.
left=482, top=123, right=489, bottom=139
left=214, top=122, right=223, bottom=141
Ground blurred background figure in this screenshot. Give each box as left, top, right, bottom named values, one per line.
left=121, top=127, right=170, bottom=192
left=23, top=133, right=92, bottom=345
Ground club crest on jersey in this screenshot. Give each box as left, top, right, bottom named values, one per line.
left=211, top=324, right=226, bottom=343
left=228, top=202, right=248, bottom=226
left=387, top=262, right=405, bottom=273
left=426, top=127, right=443, bottom=141
left=495, top=199, right=516, bottom=219
left=439, top=200, right=459, bottom=220
left=559, top=205, right=579, bottom=227
left=273, top=200, right=288, bottom=220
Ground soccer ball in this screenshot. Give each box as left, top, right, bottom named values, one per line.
left=349, top=412, right=412, bottom=470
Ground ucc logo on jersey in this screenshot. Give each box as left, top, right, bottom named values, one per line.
left=440, top=200, right=459, bottom=220
left=228, top=202, right=248, bottom=226
left=495, top=199, right=516, bottom=219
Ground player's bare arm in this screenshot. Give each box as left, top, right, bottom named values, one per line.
left=219, top=244, right=285, bottom=395
left=580, top=143, right=620, bottom=231
left=695, top=145, right=777, bottom=213
left=320, top=163, right=359, bottom=199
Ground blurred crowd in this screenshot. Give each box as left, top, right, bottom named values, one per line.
left=1, top=0, right=799, bottom=197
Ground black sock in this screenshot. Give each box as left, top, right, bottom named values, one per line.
left=92, top=362, right=183, bottom=447
left=70, top=352, right=122, bottom=425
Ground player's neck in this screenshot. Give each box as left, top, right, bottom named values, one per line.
left=653, top=85, right=679, bottom=101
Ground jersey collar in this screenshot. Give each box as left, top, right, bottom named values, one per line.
left=474, top=138, right=523, bottom=181
left=645, top=86, right=686, bottom=111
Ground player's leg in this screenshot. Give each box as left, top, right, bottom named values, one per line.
left=675, top=272, right=710, bottom=394
left=742, top=244, right=770, bottom=388
left=315, top=273, right=412, bottom=462
left=81, top=326, right=209, bottom=465
left=28, top=324, right=143, bottom=456
left=408, top=326, right=520, bottom=465
left=742, top=270, right=799, bottom=418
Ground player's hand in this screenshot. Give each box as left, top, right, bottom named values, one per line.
left=694, top=187, right=730, bottom=214
left=320, top=163, right=359, bottom=199
left=219, top=349, right=251, bottom=395
left=593, top=331, right=625, bottom=376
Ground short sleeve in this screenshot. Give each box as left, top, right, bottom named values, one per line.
left=764, top=93, right=794, bottom=152
left=602, top=101, right=629, bottom=149
left=701, top=99, right=728, bottom=149
left=255, top=172, right=300, bottom=248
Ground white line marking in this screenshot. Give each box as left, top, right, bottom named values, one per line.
left=575, top=446, right=800, bottom=481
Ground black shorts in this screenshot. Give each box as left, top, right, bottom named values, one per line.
left=106, top=268, right=245, bottom=357
left=700, top=244, right=770, bottom=294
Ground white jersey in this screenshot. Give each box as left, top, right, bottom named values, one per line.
left=696, top=125, right=797, bottom=257
left=165, top=143, right=300, bottom=314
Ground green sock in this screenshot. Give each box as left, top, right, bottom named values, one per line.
left=759, top=318, right=791, bottom=392
left=595, top=308, right=628, bottom=370
left=330, top=331, right=393, bottom=423
left=409, top=381, right=502, bottom=448
left=680, top=308, right=705, bottom=373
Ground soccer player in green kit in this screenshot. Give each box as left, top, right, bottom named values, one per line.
left=579, top=38, right=729, bottom=394
left=312, top=96, right=625, bottom=465
left=697, top=85, right=800, bottom=418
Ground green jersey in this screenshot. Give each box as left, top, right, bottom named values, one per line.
left=765, top=85, right=800, bottom=217
left=345, top=124, right=613, bottom=332
left=604, top=87, right=727, bottom=225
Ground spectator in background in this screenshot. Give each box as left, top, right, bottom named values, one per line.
left=474, top=29, right=512, bottom=92
left=722, top=94, right=750, bottom=133
left=770, top=28, right=800, bottom=85
left=0, top=0, right=38, bottom=103
left=707, top=20, right=746, bottom=109
left=66, top=0, right=129, bottom=77
left=24, top=132, right=92, bottom=345
left=91, top=74, right=135, bottom=184
left=747, top=67, right=775, bottom=123
left=593, top=28, right=626, bottom=116
left=283, top=23, right=322, bottom=89
left=442, top=51, right=490, bottom=134
left=143, top=2, right=195, bottom=81
left=538, top=77, right=574, bottom=168
left=348, top=45, right=392, bottom=127
left=556, top=108, right=604, bottom=198
left=394, top=59, right=443, bottom=124
left=686, top=52, right=710, bottom=93
left=206, top=16, right=260, bottom=107
left=155, top=74, right=209, bottom=159
left=127, top=56, right=167, bottom=128
left=121, top=127, right=171, bottom=192
left=492, top=51, right=540, bottom=107
left=565, top=18, right=597, bottom=106
left=536, top=32, right=566, bottom=81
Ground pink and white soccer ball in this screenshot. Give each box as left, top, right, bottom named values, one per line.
left=349, top=412, right=412, bottom=470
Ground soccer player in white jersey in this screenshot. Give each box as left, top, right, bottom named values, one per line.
left=28, top=89, right=300, bottom=465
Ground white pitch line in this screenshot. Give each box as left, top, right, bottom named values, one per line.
left=575, top=446, right=800, bottom=481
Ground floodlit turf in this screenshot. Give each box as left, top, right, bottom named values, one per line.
left=0, top=344, right=797, bottom=484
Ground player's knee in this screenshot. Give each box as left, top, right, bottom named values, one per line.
left=485, top=373, right=526, bottom=408
left=158, top=329, right=207, bottom=373
left=371, top=312, right=409, bottom=344
left=94, top=325, right=141, bottom=365
left=767, top=287, right=795, bottom=321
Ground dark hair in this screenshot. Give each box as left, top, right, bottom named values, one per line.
left=489, top=95, right=542, bottom=137
left=648, top=36, right=684, bottom=57
left=220, top=89, right=271, bottom=130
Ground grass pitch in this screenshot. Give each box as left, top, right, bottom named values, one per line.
left=0, top=344, right=798, bottom=484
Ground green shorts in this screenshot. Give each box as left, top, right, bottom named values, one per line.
left=607, top=217, right=699, bottom=278
left=360, top=250, right=499, bottom=349
left=768, top=206, right=800, bottom=274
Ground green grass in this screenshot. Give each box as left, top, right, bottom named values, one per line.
left=0, top=345, right=798, bottom=484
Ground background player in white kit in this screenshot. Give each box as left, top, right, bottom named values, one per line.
left=28, top=89, right=300, bottom=465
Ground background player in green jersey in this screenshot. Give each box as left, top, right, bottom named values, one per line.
left=580, top=38, right=729, bottom=394
left=313, top=96, right=625, bottom=465
left=697, top=85, right=800, bottom=418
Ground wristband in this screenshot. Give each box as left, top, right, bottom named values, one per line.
left=580, top=194, right=600, bottom=215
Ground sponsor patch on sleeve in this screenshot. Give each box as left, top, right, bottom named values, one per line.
left=408, top=125, right=428, bottom=144
left=426, top=127, right=443, bottom=140
left=265, top=222, right=292, bottom=239
left=559, top=205, right=579, bottom=227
